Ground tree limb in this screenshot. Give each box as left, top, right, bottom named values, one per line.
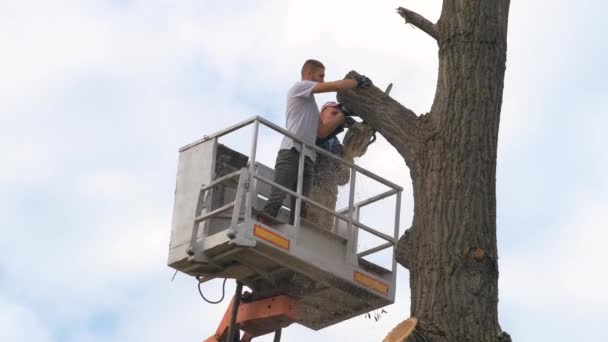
left=336, top=71, right=423, bottom=166
left=396, top=7, right=438, bottom=41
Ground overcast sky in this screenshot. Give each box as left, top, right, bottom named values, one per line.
left=1, top=1, right=607, bottom=341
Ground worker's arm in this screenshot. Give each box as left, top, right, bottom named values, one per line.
left=312, top=75, right=372, bottom=94
left=312, top=79, right=357, bottom=94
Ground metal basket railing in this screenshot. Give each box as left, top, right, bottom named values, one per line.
left=185, top=116, right=402, bottom=274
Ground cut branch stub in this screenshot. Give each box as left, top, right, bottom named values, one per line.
left=384, top=318, right=448, bottom=342
left=463, top=246, right=487, bottom=262
left=383, top=317, right=417, bottom=342
left=395, top=227, right=415, bottom=270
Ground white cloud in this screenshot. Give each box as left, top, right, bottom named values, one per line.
left=0, top=299, right=52, bottom=342
left=501, top=192, right=608, bottom=313
left=1, top=0, right=607, bottom=341
left=0, top=138, right=58, bottom=184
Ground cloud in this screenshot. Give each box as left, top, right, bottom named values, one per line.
left=0, top=137, right=58, bottom=185
left=0, top=299, right=52, bottom=342
left=500, top=190, right=608, bottom=320
left=1, top=0, right=607, bottom=341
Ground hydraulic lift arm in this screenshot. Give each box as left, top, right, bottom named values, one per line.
left=204, top=282, right=298, bottom=342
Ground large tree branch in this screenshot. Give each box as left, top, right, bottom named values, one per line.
left=397, top=7, right=438, bottom=41
left=336, top=71, right=424, bottom=166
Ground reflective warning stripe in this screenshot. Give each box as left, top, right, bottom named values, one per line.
left=353, top=271, right=389, bottom=296
left=254, top=225, right=290, bottom=250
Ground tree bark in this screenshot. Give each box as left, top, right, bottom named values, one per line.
left=337, top=1, right=511, bottom=341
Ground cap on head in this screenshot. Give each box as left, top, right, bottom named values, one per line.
left=321, top=101, right=341, bottom=113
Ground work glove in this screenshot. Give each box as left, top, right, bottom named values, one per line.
left=357, top=75, right=372, bottom=88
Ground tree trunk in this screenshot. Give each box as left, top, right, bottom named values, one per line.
left=337, top=1, right=511, bottom=341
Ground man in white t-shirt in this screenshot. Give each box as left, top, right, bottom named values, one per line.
left=262, top=59, right=371, bottom=224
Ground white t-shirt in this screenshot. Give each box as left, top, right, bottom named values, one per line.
left=279, top=80, right=319, bottom=161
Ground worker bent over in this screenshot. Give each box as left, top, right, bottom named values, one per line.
left=308, top=102, right=352, bottom=229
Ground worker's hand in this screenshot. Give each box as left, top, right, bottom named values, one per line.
left=344, top=117, right=357, bottom=128
left=357, top=75, right=372, bottom=88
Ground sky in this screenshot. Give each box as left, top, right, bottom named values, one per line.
left=1, top=0, right=607, bottom=341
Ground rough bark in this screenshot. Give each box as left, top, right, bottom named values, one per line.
left=337, top=1, right=511, bottom=341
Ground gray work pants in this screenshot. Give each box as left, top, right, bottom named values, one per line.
left=262, top=148, right=313, bottom=224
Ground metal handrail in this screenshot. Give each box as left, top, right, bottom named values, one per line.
left=254, top=174, right=396, bottom=244
left=351, top=219, right=396, bottom=244
left=358, top=242, right=393, bottom=258
left=336, top=188, right=399, bottom=215
left=189, top=116, right=403, bottom=263
left=200, top=170, right=242, bottom=192
left=179, top=117, right=256, bottom=152
left=194, top=202, right=235, bottom=223
left=179, top=116, right=402, bottom=192
left=255, top=116, right=402, bottom=192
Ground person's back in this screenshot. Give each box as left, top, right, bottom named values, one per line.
left=279, top=80, right=320, bottom=162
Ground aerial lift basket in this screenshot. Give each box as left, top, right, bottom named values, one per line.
left=168, top=116, right=403, bottom=333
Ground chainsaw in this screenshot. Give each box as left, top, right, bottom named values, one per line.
left=340, top=83, right=393, bottom=157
